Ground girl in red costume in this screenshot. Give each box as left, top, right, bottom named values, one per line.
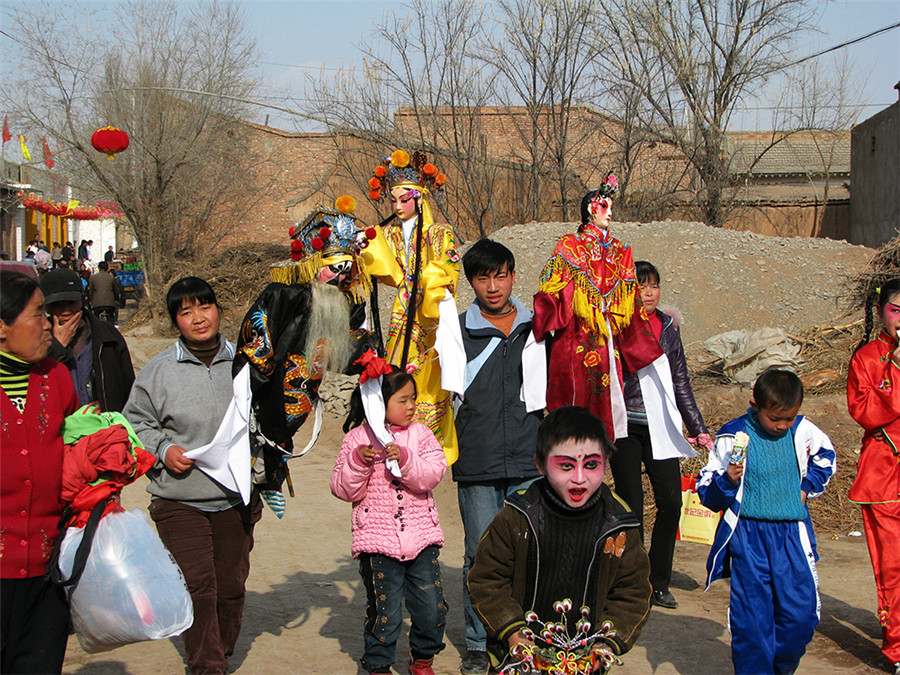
left=848, top=278, right=900, bottom=674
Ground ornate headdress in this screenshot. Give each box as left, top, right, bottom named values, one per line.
left=367, top=149, right=447, bottom=202
left=594, top=172, right=618, bottom=199
left=270, top=195, right=377, bottom=302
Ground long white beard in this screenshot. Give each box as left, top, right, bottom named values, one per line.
left=305, top=280, right=352, bottom=374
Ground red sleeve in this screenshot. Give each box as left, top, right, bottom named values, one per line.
left=847, top=346, right=900, bottom=431
left=532, top=284, right=574, bottom=341
left=617, top=292, right=663, bottom=373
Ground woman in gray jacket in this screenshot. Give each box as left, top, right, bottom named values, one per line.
left=124, top=277, right=260, bottom=675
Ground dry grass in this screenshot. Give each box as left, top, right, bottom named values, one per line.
left=120, top=243, right=288, bottom=335
left=846, top=232, right=900, bottom=311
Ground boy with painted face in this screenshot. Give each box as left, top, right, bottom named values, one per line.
left=467, top=406, right=651, bottom=671
left=698, top=369, right=836, bottom=675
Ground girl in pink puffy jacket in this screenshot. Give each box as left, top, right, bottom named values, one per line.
left=331, top=366, right=448, bottom=675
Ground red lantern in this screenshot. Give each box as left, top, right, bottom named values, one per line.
left=91, top=126, right=130, bottom=160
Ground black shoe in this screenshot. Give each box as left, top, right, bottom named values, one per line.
left=651, top=590, right=678, bottom=609
left=460, top=650, right=490, bottom=675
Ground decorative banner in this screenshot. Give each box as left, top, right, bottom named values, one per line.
left=42, top=137, right=54, bottom=169
left=18, top=135, right=31, bottom=162
left=18, top=194, right=123, bottom=220
left=2, top=116, right=10, bottom=145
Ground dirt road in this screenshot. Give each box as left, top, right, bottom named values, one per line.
left=61, top=407, right=887, bottom=675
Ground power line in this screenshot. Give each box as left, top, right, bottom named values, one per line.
left=260, top=60, right=345, bottom=72
left=785, top=20, right=900, bottom=69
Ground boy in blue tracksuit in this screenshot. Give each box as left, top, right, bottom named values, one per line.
left=698, top=370, right=835, bottom=674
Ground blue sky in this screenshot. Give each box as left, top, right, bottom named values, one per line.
left=240, top=0, right=898, bottom=130
left=1, top=0, right=897, bottom=131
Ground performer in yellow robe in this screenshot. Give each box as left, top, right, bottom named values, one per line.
left=362, top=149, right=461, bottom=462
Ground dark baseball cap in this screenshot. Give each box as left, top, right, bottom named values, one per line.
left=40, top=269, right=84, bottom=305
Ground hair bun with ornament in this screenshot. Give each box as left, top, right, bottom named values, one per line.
left=596, top=172, right=618, bottom=199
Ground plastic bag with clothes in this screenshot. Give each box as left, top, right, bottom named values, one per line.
left=58, top=508, right=193, bottom=653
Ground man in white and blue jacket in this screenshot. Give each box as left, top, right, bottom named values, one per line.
left=698, top=370, right=835, bottom=675
left=453, top=239, right=546, bottom=675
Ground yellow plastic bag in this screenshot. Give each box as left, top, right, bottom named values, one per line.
left=676, top=475, right=720, bottom=546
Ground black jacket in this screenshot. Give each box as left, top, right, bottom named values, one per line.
left=622, top=308, right=707, bottom=437
left=47, top=309, right=135, bottom=412
left=453, top=297, right=543, bottom=482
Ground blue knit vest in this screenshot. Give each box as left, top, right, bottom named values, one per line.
left=740, top=410, right=807, bottom=521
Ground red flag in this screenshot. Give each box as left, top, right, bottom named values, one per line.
left=42, top=137, right=54, bottom=169
left=2, top=116, right=10, bottom=145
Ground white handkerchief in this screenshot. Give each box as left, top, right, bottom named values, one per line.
left=435, top=289, right=465, bottom=395
left=520, top=333, right=547, bottom=413
left=361, top=376, right=402, bottom=478
left=638, top=355, right=698, bottom=460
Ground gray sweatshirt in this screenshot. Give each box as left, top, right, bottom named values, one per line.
left=123, top=337, right=239, bottom=510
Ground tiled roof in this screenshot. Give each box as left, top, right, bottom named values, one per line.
left=728, top=132, right=850, bottom=176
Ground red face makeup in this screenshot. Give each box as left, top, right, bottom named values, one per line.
left=590, top=197, right=612, bottom=227
left=880, top=298, right=900, bottom=339
left=541, top=439, right=607, bottom=508
left=390, top=186, right=418, bottom=220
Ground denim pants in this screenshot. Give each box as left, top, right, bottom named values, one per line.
left=358, top=545, right=447, bottom=670
left=150, top=496, right=262, bottom=675
left=457, top=478, right=538, bottom=651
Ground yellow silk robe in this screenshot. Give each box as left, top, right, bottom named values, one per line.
left=362, top=212, right=461, bottom=463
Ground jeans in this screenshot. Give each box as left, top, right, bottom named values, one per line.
left=609, top=423, right=681, bottom=593
left=149, top=496, right=262, bottom=675
left=457, top=477, right=539, bottom=651
left=358, top=545, right=447, bottom=670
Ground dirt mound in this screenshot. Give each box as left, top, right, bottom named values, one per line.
left=467, top=218, right=873, bottom=343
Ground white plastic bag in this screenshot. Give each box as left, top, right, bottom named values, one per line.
left=58, top=508, right=194, bottom=653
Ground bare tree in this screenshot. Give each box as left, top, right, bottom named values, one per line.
left=601, top=0, right=818, bottom=226
left=774, top=56, right=862, bottom=236
left=478, top=0, right=607, bottom=221
left=304, top=0, right=519, bottom=240
left=2, top=0, right=276, bottom=298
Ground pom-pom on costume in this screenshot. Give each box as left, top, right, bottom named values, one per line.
left=532, top=176, right=662, bottom=441
left=848, top=329, right=900, bottom=664
left=363, top=149, right=463, bottom=463
left=234, top=198, right=379, bottom=505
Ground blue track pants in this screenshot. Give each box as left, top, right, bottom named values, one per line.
left=728, top=517, right=820, bottom=674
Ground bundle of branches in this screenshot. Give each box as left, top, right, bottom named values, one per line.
left=122, top=243, right=288, bottom=337
left=846, top=233, right=900, bottom=311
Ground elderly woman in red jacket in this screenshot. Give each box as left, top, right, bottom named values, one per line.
left=1, top=270, right=78, bottom=674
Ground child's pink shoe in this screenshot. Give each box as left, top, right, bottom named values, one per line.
left=407, top=655, right=435, bottom=675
